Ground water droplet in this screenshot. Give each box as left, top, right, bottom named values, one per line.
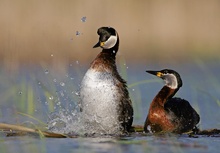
left=69, top=64, right=73, bottom=67
left=57, top=102, right=61, bottom=106
left=60, top=82, right=65, bottom=86
left=49, top=96, right=53, bottom=100
left=81, top=16, right=86, bottom=22
left=67, top=116, right=71, bottom=121
left=38, top=82, right=41, bottom=85
left=52, top=122, right=56, bottom=126
left=60, top=91, right=65, bottom=97
left=70, top=77, right=74, bottom=80
left=45, top=69, right=49, bottom=74
left=75, top=92, right=80, bottom=96
left=76, top=31, right=80, bottom=36
left=53, top=79, right=57, bottom=82
left=18, top=91, right=22, bottom=95
left=76, top=60, right=79, bottom=64
left=126, top=66, right=129, bottom=69
left=51, top=54, right=54, bottom=57
left=132, top=88, right=135, bottom=91
left=113, top=50, right=116, bottom=54
left=45, top=101, right=48, bottom=105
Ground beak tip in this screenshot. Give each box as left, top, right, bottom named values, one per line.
left=93, top=42, right=100, bottom=48
left=146, top=70, right=152, bottom=73
left=146, top=70, right=158, bottom=76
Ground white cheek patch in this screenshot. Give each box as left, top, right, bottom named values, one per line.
left=102, top=35, right=117, bottom=49
left=164, top=74, right=178, bottom=89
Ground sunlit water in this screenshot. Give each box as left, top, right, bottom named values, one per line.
left=0, top=59, right=220, bottom=153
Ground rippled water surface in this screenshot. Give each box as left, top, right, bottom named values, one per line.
left=0, top=134, right=220, bottom=153
left=0, top=59, right=220, bottom=153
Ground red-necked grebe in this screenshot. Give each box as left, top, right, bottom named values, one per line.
left=80, top=27, right=133, bottom=134
left=144, top=69, right=200, bottom=133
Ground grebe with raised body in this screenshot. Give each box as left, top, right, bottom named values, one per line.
left=80, top=27, right=133, bottom=134
left=144, top=69, right=200, bottom=134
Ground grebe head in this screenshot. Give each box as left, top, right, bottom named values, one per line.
left=93, top=27, right=118, bottom=49
left=146, top=69, right=182, bottom=89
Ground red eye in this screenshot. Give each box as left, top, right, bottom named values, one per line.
left=100, top=35, right=110, bottom=42
left=163, top=70, right=168, bottom=74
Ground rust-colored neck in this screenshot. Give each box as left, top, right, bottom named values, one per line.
left=151, top=86, right=178, bottom=107
left=91, top=51, right=116, bottom=71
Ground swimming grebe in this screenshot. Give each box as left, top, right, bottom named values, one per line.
left=144, top=69, right=200, bottom=133
left=80, top=27, right=133, bottom=134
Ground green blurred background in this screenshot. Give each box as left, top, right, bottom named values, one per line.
left=1, top=0, right=220, bottom=69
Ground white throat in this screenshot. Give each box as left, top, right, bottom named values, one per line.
left=164, top=74, right=178, bottom=89
left=102, top=34, right=117, bottom=49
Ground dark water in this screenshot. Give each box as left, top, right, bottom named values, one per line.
left=0, top=58, right=220, bottom=153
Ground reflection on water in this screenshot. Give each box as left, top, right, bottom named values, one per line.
left=1, top=133, right=219, bottom=153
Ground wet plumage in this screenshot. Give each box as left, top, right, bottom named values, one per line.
left=80, top=27, right=133, bottom=134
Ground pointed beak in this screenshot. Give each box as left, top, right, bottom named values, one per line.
left=146, top=70, right=163, bottom=77
left=93, top=41, right=105, bottom=48
left=93, top=41, right=100, bottom=48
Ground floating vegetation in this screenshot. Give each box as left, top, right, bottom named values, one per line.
left=0, top=123, right=67, bottom=138
left=0, top=122, right=220, bottom=139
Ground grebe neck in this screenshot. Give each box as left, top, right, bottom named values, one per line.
left=152, top=86, right=178, bottom=107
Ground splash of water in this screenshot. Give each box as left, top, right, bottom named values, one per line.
left=47, top=107, right=122, bottom=136
left=45, top=61, right=123, bottom=136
